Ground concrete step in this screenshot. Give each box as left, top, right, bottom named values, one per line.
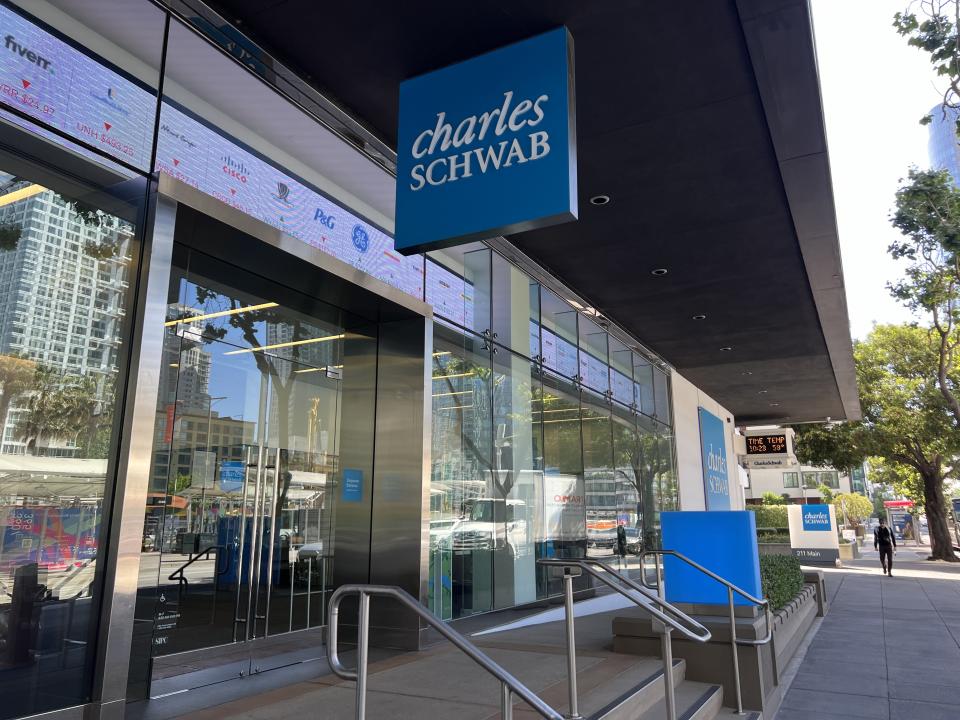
left=636, top=680, right=723, bottom=720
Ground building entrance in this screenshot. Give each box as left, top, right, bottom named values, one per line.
left=138, top=231, right=375, bottom=690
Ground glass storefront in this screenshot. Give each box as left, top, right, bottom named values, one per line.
left=0, top=149, right=145, bottom=716
left=0, top=1, right=682, bottom=713
left=426, top=246, right=677, bottom=620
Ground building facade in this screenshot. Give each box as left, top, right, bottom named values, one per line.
left=0, top=2, right=854, bottom=719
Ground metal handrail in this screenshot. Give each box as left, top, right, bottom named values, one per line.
left=538, top=558, right=711, bottom=720
left=640, top=549, right=774, bottom=715
left=167, top=545, right=227, bottom=591
left=327, top=584, right=564, bottom=720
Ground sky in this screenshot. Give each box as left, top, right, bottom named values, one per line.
left=810, top=0, right=943, bottom=340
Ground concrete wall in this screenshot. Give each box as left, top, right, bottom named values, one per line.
left=671, top=371, right=744, bottom=511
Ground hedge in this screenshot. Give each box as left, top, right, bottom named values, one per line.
left=759, top=554, right=804, bottom=611
left=748, top=505, right=789, bottom=529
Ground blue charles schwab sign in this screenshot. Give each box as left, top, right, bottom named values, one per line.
left=698, top=408, right=730, bottom=510
left=394, top=27, right=577, bottom=255
left=802, top=504, right=832, bottom=532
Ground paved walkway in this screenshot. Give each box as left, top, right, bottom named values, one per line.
left=776, top=544, right=960, bottom=720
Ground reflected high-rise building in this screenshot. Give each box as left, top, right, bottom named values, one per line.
left=928, top=104, right=960, bottom=186
left=0, top=175, right=132, bottom=455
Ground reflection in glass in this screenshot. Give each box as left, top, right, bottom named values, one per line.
left=429, top=324, right=492, bottom=619
left=0, top=167, right=136, bottom=717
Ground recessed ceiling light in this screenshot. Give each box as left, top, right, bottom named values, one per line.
left=590, top=194, right=611, bottom=206
left=719, top=346, right=733, bottom=352
left=741, top=371, right=753, bottom=376
left=769, top=402, right=780, bottom=407
left=758, top=389, right=768, bottom=394
left=692, top=314, right=707, bottom=321
left=651, top=268, right=668, bottom=276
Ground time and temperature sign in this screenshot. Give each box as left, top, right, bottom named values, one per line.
left=745, top=434, right=788, bottom=455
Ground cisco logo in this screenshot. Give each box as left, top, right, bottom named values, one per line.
left=352, top=224, right=369, bottom=253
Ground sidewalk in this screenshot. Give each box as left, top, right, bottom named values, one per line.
left=776, top=544, right=960, bottom=720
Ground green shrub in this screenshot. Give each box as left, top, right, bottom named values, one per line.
left=748, top=505, right=789, bottom=529
left=759, top=554, right=804, bottom=611
left=757, top=531, right=790, bottom=544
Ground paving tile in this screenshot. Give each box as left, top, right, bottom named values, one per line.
left=890, top=698, right=958, bottom=720
left=889, top=678, right=960, bottom=705
left=781, top=687, right=889, bottom=718
left=790, top=669, right=888, bottom=698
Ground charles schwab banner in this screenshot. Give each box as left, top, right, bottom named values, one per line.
left=698, top=407, right=731, bottom=511
left=395, top=27, right=577, bottom=254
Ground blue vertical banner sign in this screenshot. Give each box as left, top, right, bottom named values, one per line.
left=698, top=407, right=730, bottom=510
left=395, top=27, right=578, bottom=254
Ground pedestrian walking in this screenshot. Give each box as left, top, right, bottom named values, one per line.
left=874, top=516, right=897, bottom=576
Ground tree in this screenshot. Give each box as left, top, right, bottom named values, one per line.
left=869, top=457, right=926, bottom=510
left=16, top=367, right=99, bottom=454
left=762, top=491, right=786, bottom=505
left=894, top=2, right=960, bottom=130
left=792, top=325, right=960, bottom=561
left=0, top=353, right=35, bottom=438
left=889, top=168, right=960, bottom=425
left=832, top=492, right=873, bottom=527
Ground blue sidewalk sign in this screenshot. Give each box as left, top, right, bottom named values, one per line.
left=395, top=27, right=578, bottom=254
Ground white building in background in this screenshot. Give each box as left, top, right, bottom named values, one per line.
left=745, top=463, right=855, bottom=505
left=0, top=176, right=132, bottom=454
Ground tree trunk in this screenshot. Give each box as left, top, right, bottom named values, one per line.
left=921, top=468, right=958, bottom=561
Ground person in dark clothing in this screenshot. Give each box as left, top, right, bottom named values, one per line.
left=616, top=524, right=627, bottom=559
left=874, top=517, right=897, bottom=576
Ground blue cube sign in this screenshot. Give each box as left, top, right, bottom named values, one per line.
left=802, top=504, right=832, bottom=532
left=698, top=408, right=730, bottom=510
left=395, top=28, right=577, bottom=254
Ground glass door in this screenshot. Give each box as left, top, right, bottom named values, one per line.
left=143, top=244, right=347, bottom=687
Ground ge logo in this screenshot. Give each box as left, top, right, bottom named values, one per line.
left=352, top=224, right=369, bottom=253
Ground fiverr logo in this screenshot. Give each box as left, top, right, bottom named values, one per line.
left=5, top=36, right=53, bottom=73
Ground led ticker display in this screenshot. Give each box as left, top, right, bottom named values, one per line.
left=0, top=3, right=155, bottom=170
left=745, top=434, right=788, bottom=455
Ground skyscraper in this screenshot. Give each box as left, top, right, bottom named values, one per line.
left=0, top=175, right=132, bottom=454
left=927, top=104, right=960, bottom=185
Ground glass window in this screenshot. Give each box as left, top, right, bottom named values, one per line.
left=578, top=317, right=609, bottom=394
left=802, top=471, right=819, bottom=489
left=426, top=245, right=489, bottom=336
left=820, top=471, right=840, bottom=489
left=488, top=349, right=541, bottom=610
left=653, top=367, right=671, bottom=422
left=491, top=251, right=540, bottom=360
left=783, top=472, right=799, bottom=488
left=582, top=391, right=613, bottom=558
left=633, top=353, right=655, bottom=416
left=536, top=370, right=585, bottom=596
left=0, top=149, right=142, bottom=717
left=540, top=289, right=578, bottom=379
left=429, top=323, right=493, bottom=619
left=608, top=337, right=633, bottom=407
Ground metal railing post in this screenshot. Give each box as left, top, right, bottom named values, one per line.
left=661, top=626, right=677, bottom=720
left=356, top=591, right=370, bottom=720
left=501, top=682, right=513, bottom=720
left=562, top=570, right=582, bottom=719
left=728, top=586, right=744, bottom=715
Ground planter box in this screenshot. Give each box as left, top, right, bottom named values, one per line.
left=612, top=583, right=819, bottom=716
left=838, top=542, right=860, bottom=560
